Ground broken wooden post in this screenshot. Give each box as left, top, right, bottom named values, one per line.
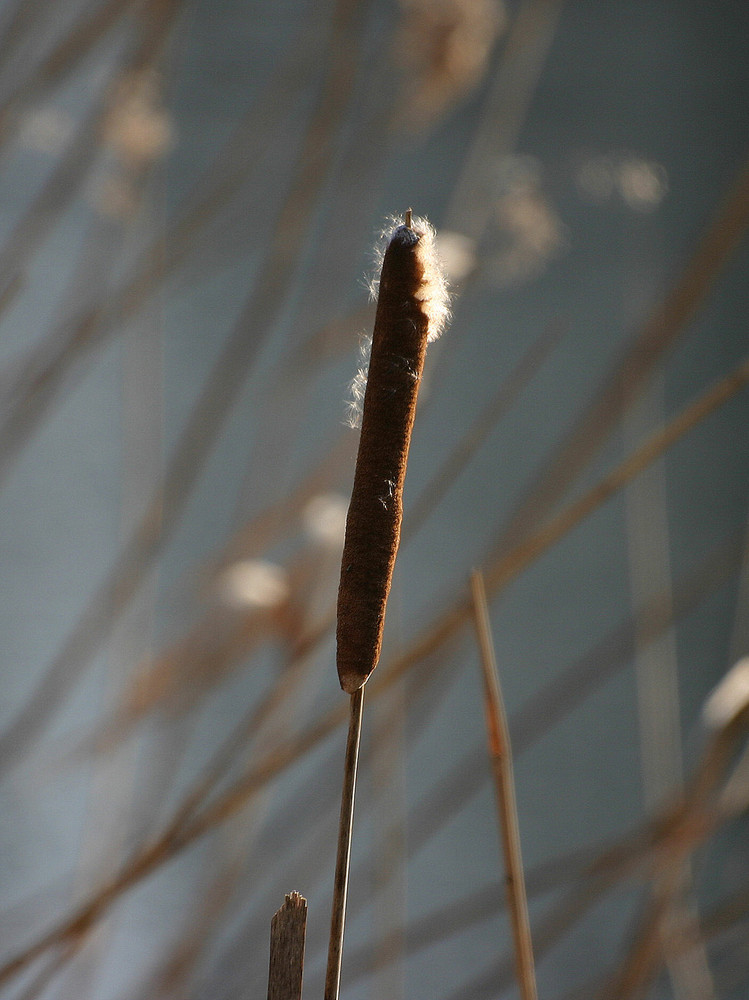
left=267, top=891, right=307, bottom=1000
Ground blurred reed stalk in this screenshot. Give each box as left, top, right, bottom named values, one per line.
left=471, top=568, right=538, bottom=1000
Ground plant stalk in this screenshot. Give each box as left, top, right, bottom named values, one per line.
left=471, top=568, right=538, bottom=1000
left=324, top=685, right=365, bottom=1000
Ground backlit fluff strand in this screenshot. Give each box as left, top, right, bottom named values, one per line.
left=346, top=215, right=449, bottom=428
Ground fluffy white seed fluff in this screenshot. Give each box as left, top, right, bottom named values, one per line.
left=346, top=215, right=450, bottom=428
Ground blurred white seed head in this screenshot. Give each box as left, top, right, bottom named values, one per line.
left=435, top=230, right=477, bottom=283
left=104, top=70, right=174, bottom=168
left=617, top=158, right=668, bottom=210
left=302, top=493, right=348, bottom=547
left=575, top=152, right=668, bottom=211
left=487, top=155, right=565, bottom=287
left=703, top=657, right=749, bottom=730
left=219, top=559, right=289, bottom=609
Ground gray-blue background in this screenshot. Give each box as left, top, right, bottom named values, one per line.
left=0, top=1, right=747, bottom=998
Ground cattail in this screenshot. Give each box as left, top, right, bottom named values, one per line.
left=337, top=212, right=449, bottom=693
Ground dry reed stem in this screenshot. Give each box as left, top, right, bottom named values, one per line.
left=518, top=537, right=743, bottom=767
left=393, top=0, right=505, bottom=131
left=150, top=845, right=269, bottom=996
left=312, top=473, right=745, bottom=991
left=0, top=0, right=47, bottom=82
left=580, top=859, right=749, bottom=999
left=146, top=636, right=325, bottom=835
left=623, top=377, right=685, bottom=802
left=193, top=676, right=432, bottom=1000
left=0, top=203, right=133, bottom=493
left=470, top=569, right=538, bottom=1000
left=294, top=665, right=458, bottom=948
left=604, top=870, right=694, bottom=1000
left=8, top=941, right=80, bottom=1000
left=324, top=686, right=365, bottom=1000
left=0, top=672, right=342, bottom=990
left=623, top=378, right=716, bottom=1000
left=67, top=285, right=162, bottom=991
left=493, top=355, right=749, bottom=596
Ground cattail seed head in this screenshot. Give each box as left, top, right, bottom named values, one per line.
left=337, top=215, right=449, bottom=693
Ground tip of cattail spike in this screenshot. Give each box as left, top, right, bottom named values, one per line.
left=404, top=208, right=413, bottom=228
left=338, top=667, right=369, bottom=695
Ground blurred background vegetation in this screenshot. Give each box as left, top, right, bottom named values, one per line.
left=0, top=1, right=748, bottom=998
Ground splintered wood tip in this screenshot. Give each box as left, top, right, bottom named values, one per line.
left=268, top=891, right=307, bottom=1000
left=404, top=208, right=412, bottom=228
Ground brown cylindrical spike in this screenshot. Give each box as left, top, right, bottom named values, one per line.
left=336, top=217, right=448, bottom=693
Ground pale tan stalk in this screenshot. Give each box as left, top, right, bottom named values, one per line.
left=471, top=568, right=538, bottom=1000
